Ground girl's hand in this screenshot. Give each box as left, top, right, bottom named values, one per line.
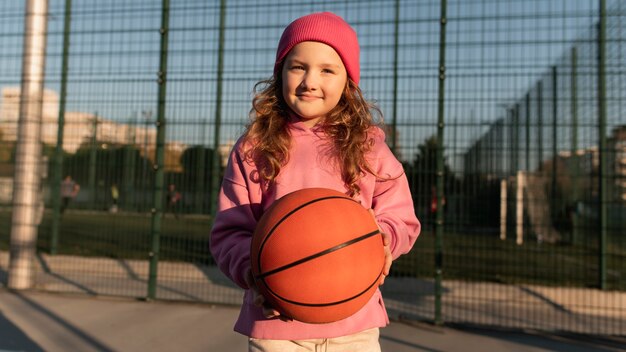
left=244, top=269, right=282, bottom=319
left=380, top=231, right=392, bottom=285
left=369, top=209, right=392, bottom=286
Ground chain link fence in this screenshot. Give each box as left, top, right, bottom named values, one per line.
left=1, top=0, right=624, bottom=335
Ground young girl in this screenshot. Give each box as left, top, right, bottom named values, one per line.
left=210, top=12, right=420, bottom=351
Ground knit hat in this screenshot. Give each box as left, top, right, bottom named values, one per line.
left=274, top=12, right=360, bottom=85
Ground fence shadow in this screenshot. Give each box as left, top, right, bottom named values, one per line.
left=0, top=311, right=45, bottom=352
left=194, top=263, right=240, bottom=290
left=0, top=267, right=6, bottom=286
left=0, top=291, right=115, bottom=351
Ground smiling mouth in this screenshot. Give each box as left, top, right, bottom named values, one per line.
left=297, top=94, right=321, bottom=100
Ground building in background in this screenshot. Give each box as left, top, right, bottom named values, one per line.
left=0, top=87, right=159, bottom=154
left=0, top=87, right=191, bottom=203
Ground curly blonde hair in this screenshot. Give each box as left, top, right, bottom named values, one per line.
left=242, top=67, right=383, bottom=197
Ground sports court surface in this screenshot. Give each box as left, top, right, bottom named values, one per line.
left=1, top=290, right=624, bottom=352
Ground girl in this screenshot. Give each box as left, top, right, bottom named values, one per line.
left=210, top=12, right=420, bottom=351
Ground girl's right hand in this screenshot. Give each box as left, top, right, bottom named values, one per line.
left=245, top=269, right=282, bottom=319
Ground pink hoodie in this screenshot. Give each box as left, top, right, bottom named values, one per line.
left=210, top=118, right=420, bottom=340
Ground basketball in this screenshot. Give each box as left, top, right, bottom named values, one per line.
left=250, top=188, right=385, bottom=324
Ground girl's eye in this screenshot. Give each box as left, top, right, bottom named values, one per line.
left=322, top=68, right=335, bottom=74
left=290, top=65, right=305, bottom=71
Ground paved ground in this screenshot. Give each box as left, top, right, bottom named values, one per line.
left=2, top=250, right=625, bottom=336
left=1, top=290, right=625, bottom=352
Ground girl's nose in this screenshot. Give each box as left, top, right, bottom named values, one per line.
left=300, top=72, right=318, bottom=90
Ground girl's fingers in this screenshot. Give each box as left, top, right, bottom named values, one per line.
left=247, top=269, right=284, bottom=318
left=245, top=269, right=265, bottom=307
left=381, top=230, right=391, bottom=246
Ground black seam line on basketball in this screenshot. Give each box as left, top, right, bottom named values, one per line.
left=256, top=195, right=361, bottom=277
left=255, top=229, right=381, bottom=280
left=273, top=266, right=384, bottom=308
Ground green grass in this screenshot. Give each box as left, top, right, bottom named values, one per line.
left=1, top=210, right=624, bottom=290
left=0, top=209, right=213, bottom=264
left=395, top=228, right=626, bottom=290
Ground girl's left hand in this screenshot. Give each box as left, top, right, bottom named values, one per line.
left=369, top=209, right=392, bottom=286
left=244, top=269, right=282, bottom=319
left=380, top=230, right=392, bottom=285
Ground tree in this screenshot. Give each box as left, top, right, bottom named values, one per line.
left=0, top=128, right=16, bottom=165
left=179, top=145, right=216, bottom=213
left=60, top=144, right=153, bottom=210
left=409, top=135, right=458, bottom=226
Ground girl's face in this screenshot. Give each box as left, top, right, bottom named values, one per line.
left=281, top=41, right=348, bottom=127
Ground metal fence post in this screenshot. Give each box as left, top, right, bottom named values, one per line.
left=195, top=147, right=206, bottom=214
left=391, top=0, right=400, bottom=153
left=597, top=0, right=607, bottom=290
left=536, top=82, right=543, bottom=172
left=508, top=109, right=513, bottom=176
left=209, top=0, right=226, bottom=216
left=8, top=0, right=48, bottom=290
left=497, top=120, right=503, bottom=174
left=513, top=105, right=521, bottom=243
left=551, top=66, right=558, bottom=235
left=570, top=47, right=580, bottom=245
left=49, top=0, right=72, bottom=255
left=525, top=93, right=530, bottom=172
left=142, top=110, right=152, bottom=211
left=147, top=0, right=170, bottom=300
left=513, top=105, right=520, bottom=175
left=525, top=93, right=531, bottom=241
left=88, top=114, right=98, bottom=208
left=123, top=145, right=136, bottom=211
left=434, top=0, right=447, bottom=326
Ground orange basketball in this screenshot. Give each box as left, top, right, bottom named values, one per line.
left=250, top=188, right=384, bottom=324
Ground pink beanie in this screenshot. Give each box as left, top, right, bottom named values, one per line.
left=274, top=12, right=360, bottom=85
